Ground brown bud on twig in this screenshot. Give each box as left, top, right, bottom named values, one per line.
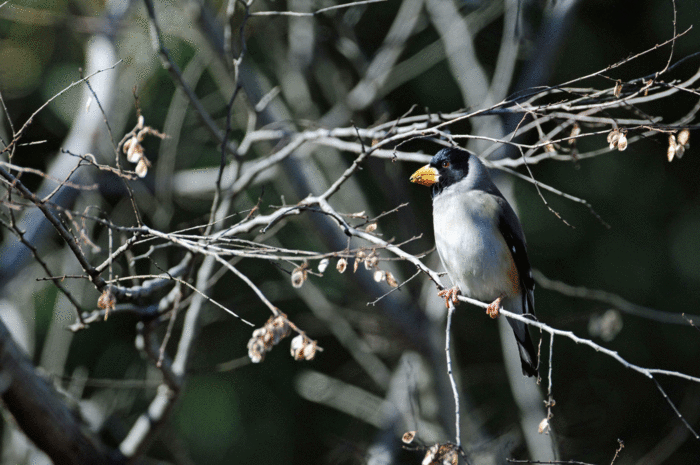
left=336, top=257, right=347, bottom=273
left=365, top=223, right=377, bottom=233
left=677, top=129, right=690, bottom=146
left=538, top=418, right=550, bottom=434
left=613, top=80, right=622, bottom=98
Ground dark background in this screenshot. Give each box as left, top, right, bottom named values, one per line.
left=1, top=0, right=699, bottom=463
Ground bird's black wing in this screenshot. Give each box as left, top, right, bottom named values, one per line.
left=496, top=198, right=535, bottom=316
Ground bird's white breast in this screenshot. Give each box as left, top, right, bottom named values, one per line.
left=432, top=187, right=517, bottom=302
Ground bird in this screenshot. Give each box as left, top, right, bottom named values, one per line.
left=410, top=146, right=539, bottom=377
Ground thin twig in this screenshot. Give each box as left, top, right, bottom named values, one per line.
left=250, top=0, right=386, bottom=16
left=445, top=301, right=461, bottom=447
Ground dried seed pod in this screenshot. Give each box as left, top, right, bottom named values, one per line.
left=538, top=418, right=550, bottom=434
left=135, top=158, right=149, bottom=178
left=569, top=123, right=580, bottom=145
left=613, top=80, right=622, bottom=98
left=677, top=129, right=690, bottom=146
left=386, top=271, right=398, bottom=288
left=318, top=258, right=329, bottom=273
left=97, top=289, right=116, bottom=310
left=668, top=134, right=678, bottom=162
left=290, top=334, right=304, bottom=359
left=248, top=327, right=269, bottom=363
left=266, top=315, right=291, bottom=344
left=291, top=266, right=307, bottom=288
left=365, top=223, right=377, bottom=233
left=336, top=258, right=347, bottom=273
left=617, top=132, right=628, bottom=151
left=126, top=140, right=143, bottom=163
left=302, top=340, right=317, bottom=360
left=97, top=288, right=116, bottom=320
left=248, top=316, right=292, bottom=363
left=373, top=270, right=385, bottom=282
left=588, top=309, right=623, bottom=342
left=290, top=334, right=317, bottom=361
left=676, top=143, right=686, bottom=159
left=422, top=444, right=459, bottom=465
left=262, top=331, right=273, bottom=344
left=606, top=129, right=617, bottom=144
left=667, top=142, right=677, bottom=162
left=247, top=340, right=265, bottom=363
left=354, top=251, right=366, bottom=272
left=402, top=431, right=416, bottom=444
left=364, top=253, right=378, bottom=270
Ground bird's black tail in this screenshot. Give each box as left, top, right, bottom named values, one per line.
left=508, top=318, right=539, bottom=377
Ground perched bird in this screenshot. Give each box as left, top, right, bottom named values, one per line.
left=410, top=147, right=538, bottom=377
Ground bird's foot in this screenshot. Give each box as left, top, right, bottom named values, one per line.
left=438, top=287, right=461, bottom=308
left=486, top=296, right=503, bottom=319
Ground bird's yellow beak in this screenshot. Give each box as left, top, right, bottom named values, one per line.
left=410, top=165, right=439, bottom=187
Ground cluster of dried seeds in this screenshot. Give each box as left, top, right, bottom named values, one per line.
left=247, top=315, right=319, bottom=363
left=607, top=128, right=628, bottom=151
left=334, top=249, right=398, bottom=288
left=247, top=315, right=291, bottom=363
left=121, top=115, right=165, bottom=178
left=668, top=129, right=690, bottom=162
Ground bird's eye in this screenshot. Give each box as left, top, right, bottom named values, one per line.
left=442, top=161, right=450, bottom=168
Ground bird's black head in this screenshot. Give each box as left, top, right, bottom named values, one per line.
left=410, top=147, right=494, bottom=197
left=428, top=147, right=473, bottom=196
